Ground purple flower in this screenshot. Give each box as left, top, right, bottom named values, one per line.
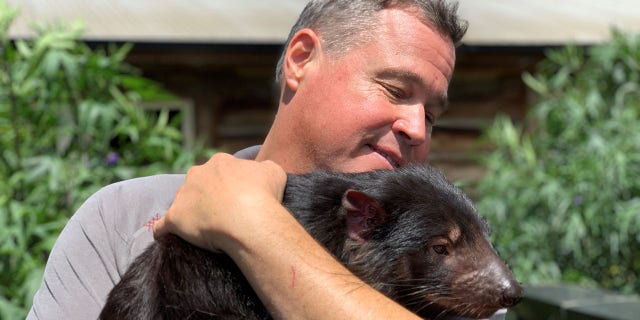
left=105, top=152, right=120, bottom=167
left=573, top=196, right=583, bottom=205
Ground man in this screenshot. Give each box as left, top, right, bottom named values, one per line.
left=28, top=0, right=470, bottom=319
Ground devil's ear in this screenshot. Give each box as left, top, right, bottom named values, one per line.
left=342, top=189, right=388, bottom=243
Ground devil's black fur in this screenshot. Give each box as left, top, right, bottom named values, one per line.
left=100, top=165, right=521, bottom=320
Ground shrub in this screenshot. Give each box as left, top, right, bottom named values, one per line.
left=476, top=30, right=640, bottom=294
left=0, top=1, right=213, bottom=317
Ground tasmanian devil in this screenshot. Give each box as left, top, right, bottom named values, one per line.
left=100, top=165, right=522, bottom=320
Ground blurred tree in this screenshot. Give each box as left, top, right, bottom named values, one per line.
left=476, top=30, right=640, bottom=294
left=0, top=1, right=213, bottom=317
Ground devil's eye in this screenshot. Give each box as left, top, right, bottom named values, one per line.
left=432, top=245, right=448, bottom=255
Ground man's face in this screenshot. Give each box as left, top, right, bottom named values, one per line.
left=287, top=8, right=455, bottom=173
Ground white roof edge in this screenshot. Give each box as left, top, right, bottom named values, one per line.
left=6, top=0, right=640, bottom=46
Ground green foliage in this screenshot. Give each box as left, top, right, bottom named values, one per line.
left=0, top=2, right=213, bottom=318
left=476, top=30, right=640, bottom=294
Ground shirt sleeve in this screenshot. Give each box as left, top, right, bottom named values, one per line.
left=26, top=174, right=184, bottom=320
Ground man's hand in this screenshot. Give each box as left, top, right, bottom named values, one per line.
left=153, top=152, right=287, bottom=254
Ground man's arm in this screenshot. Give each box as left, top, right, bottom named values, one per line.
left=153, top=153, right=421, bottom=319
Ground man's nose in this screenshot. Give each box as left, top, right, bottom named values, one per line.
left=391, top=104, right=429, bottom=146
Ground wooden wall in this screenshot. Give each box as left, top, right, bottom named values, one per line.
left=433, top=48, right=543, bottom=182
left=125, top=44, right=544, bottom=182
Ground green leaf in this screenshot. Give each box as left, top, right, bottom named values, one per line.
left=522, top=72, right=548, bottom=95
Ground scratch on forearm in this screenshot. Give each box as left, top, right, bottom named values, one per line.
left=290, top=266, right=296, bottom=289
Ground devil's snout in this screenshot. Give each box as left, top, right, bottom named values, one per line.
left=499, top=280, right=523, bottom=308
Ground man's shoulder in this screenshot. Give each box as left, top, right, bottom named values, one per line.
left=86, top=174, right=186, bottom=220
left=72, top=174, right=186, bottom=244
left=102, top=174, right=186, bottom=197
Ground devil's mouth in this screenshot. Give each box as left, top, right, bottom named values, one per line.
left=421, top=302, right=502, bottom=320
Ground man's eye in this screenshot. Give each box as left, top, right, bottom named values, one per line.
left=382, top=83, right=407, bottom=99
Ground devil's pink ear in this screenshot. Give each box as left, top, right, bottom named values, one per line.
left=342, top=189, right=387, bottom=243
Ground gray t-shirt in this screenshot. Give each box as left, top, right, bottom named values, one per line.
left=27, top=146, right=260, bottom=320
left=27, top=144, right=506, bottom=320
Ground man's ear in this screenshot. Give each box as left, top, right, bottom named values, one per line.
left=342, top=189, right=388, bottom=244
left=283, top=28, right=321, bottom=92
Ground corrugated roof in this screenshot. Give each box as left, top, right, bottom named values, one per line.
left=6, top=0, right=640, bottom=45
left=7, top=0, right=308, bottom=43
left=458, top=0, right=640, bottom=45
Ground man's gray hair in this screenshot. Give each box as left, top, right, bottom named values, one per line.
left=274, top=0, right=468, bottom=84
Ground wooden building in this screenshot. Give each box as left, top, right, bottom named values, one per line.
left=8, top=0, right=640, bottom=181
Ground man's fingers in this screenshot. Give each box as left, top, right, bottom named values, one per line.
left=153, top=216, right=168, bottom=239
left=259, top=160, right=288, bottom=200
left=150, top=155, right=288, bottom=253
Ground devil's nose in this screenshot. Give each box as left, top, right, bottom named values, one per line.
left=500, top=282, right=524, bottom=307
